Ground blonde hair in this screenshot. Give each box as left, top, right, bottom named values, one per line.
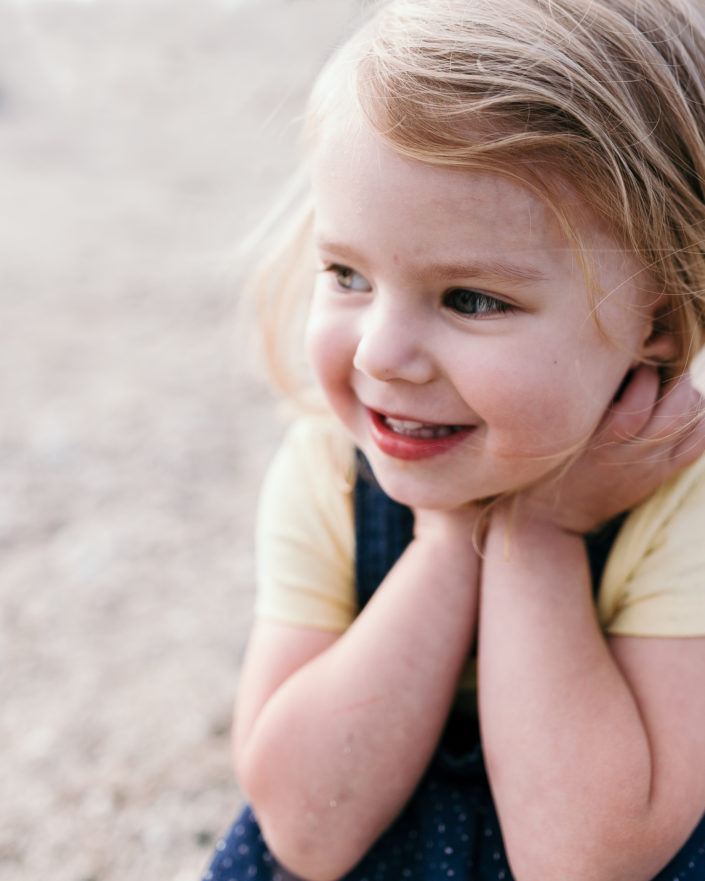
left=251, top=0, right=705, bottom=400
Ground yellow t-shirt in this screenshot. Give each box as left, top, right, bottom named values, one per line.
left=255, top=414, right=705, bottom=639
left=255, top=415, right=357, bottom=631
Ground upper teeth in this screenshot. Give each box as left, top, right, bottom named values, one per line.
left=383, top=416, right=457, bottom=439
left=386, top=418, right=426, bottom=432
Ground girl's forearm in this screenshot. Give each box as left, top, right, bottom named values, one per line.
left=238, top=531, right=478, bottom=881
left=478, top=511, right=655, bottom=881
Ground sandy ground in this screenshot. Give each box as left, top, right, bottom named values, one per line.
left=0, top=2, right=361, bottom=879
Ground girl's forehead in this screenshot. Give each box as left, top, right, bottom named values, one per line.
left=312, top=122, right=579, bottom=257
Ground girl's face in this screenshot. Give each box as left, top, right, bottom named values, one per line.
left=306, top=124, right=661, bottom=510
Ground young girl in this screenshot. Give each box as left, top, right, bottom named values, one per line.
left=203, top=1, right=705, bottom=879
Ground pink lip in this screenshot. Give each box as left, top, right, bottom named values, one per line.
left=367, top=409, right=474, bottom=461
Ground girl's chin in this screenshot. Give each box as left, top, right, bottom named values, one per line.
left=362, top=465, right=487, bottom=511
left=361, top=452, right=561, bottom=511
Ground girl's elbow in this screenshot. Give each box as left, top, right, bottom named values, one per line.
left=249, top=805, right=365, bottom=881
left=261, top=834, right=359, bottom=881
left=502, top=822, right=671, bottom=881
left=236, top=761, right=367, bottom=881
left=503, top=845, right=606, bottom=881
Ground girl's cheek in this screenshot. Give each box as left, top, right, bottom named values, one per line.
left=471, top=359, right=602, bottom=450
left=305, top=307, right=354, bottom=388
left=304, top=298, right=329, bottom=369
left=304, top=320, right=328, bottom=387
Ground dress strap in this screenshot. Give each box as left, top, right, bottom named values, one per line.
left=353, top=450, right=415, bottom=610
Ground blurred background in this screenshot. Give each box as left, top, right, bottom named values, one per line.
left=0, top=1, right=361, bottom=878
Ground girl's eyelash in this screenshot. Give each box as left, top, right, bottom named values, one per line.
left=443, top=287, right=513, bottom=316
left=319, top=263, right=371, bottom=291
left=318, top=262, right=346, bottom=277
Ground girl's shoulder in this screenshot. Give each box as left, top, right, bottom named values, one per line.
left=598, top=451, right=705, bottom=636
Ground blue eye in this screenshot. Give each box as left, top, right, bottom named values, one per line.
left=444, top=288, right=509, bottom=316
left=326, top=264, right=371, bottom=292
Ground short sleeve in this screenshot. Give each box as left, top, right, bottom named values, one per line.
left=597, top=453, right=705, bottom=636
left=254, top=415, right=357, bottom=632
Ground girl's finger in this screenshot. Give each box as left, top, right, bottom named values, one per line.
left=669, top=381, right=705, bottom=466
left=642, top=373, right=705, bottom=445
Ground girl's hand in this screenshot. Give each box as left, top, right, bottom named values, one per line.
left=413, top=503, right=483, bottom=548
left=512, top=365, right=705, bottom=535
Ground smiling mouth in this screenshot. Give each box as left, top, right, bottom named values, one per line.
left=368, top=410, right=473, bottom=461
left=381, top=415, right=466, bottom=439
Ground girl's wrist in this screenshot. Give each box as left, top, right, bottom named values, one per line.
left=488, top=499, right=586, bottom=551
left=484, top=504, right=590, bottom=606
left=492, top=487, right=606, bottom=539
left=413, top=505, right=483, bottom=553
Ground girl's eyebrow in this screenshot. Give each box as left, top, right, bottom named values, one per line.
left=432, top=260, right=549, bottom=286
left=315, top=238, right=549, bottom=287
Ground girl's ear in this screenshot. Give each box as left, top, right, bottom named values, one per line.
left=639, top=306, right=680, bottom=365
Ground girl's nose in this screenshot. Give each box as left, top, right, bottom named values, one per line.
left=352, top=301, right=435, bottom=384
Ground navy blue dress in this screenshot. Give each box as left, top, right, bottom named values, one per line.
left=202, top=455, right=705, bottom=881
